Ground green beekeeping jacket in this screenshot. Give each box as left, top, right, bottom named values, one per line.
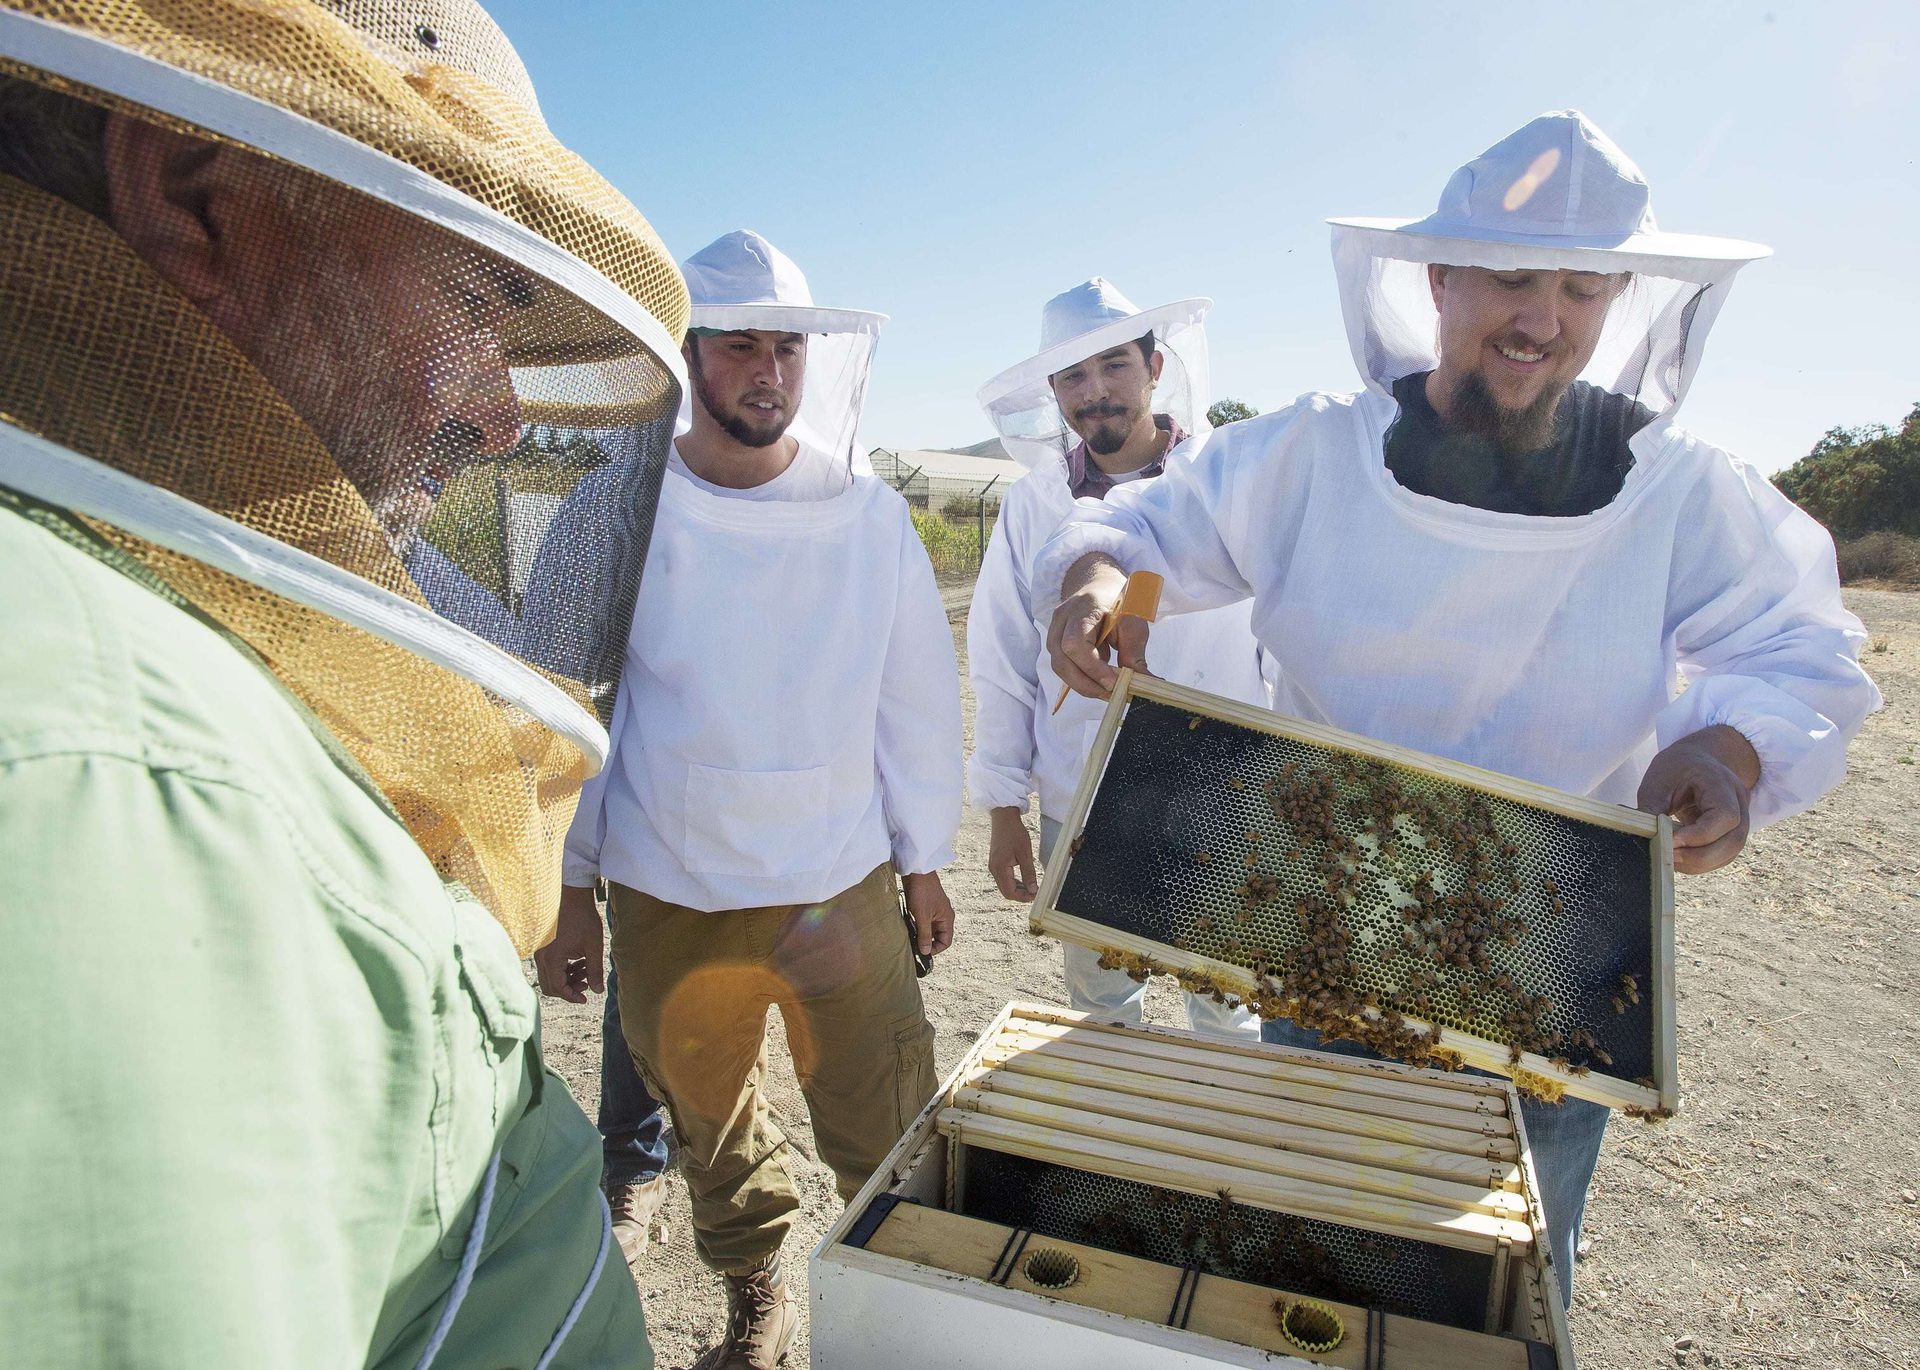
left=0, top=490, right=652, bottom=1369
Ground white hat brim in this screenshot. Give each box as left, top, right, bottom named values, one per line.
left=1328, top=217, right=1769, bottom=283
left=978, top=297, right=1211, bottom=409
left=690, top=302, right=887, bottom=336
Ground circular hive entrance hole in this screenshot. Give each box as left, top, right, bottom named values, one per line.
left=1021, top=1248, right=1080, bottom=1290
left=1277, top=1298, right=1345, bottom=1353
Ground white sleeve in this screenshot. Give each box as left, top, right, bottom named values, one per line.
left=877, top=518, right=964, bottom=874
left=1652, top=443, right=1882, bottom=828
left=406, top=541, right=522, bottom=653
left=1031, top=413, right=1291, bottom=620
left=559, top=695, right=615, bottom=887
left=964, top=498, right=1040, bottom=812
left=517, top=471, right=615, bottom=681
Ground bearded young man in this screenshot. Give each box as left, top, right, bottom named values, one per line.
left=1042, top=111, right=1880, bottom=1301
left=969, top=279, right=1266, bottom=1037
left=0, top=2, right=692, bottom=1364
left=536, top=231, right=961, bottom=1370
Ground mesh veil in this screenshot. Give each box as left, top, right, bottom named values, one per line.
left=678, top=323, right=882, bottom=485
left=1331, top=231, right=1740, bottom=428
left=678, top=229, right=887, bottom=486
left=980, top=293, right=1212, bottom=474
left=0, top=0, right=690, bottom=953
left=1328, top=112, right=1768, bottom=434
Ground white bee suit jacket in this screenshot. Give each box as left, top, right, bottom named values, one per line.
left=1036, top=111, right=1879, bottom=830
left=1034, top=391, right=1878, bottom=829
left=968, top=456, right=1267, bottom=824
left=564, top=467, right=962, bottom=910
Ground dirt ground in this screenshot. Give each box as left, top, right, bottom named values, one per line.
left=536, top=588, right=1918, bottom=1369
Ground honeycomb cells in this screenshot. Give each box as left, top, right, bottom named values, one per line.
left=1057, top=699, right=1655, bottom=1083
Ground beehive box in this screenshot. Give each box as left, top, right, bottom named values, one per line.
left=1033, top=671, right=1676, bottom=1114
left=811, top=1003, right=1571, bottom=1368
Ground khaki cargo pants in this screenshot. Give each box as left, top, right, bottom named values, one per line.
left=606, top=863, right=938, bottom=1273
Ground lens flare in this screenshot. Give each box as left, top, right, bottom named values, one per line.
left=1503, top=147, right=1562, bottom=213
left=655, top=962, right=815, bottom=1120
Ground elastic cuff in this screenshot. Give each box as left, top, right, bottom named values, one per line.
left=891, top=842, right=956, bottom=877
left=1033, top=525, right=1132, bottom=618
left=966, top=774, right=1034, bottom=812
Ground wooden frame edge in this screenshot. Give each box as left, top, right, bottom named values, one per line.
left=1029, top=667, right=1133, bottom=929
left=935, top=1108, right=1526, bottom=1254
left=1032, top=907, right=1662, bottom=1114
left=1652, top=814, right=1680, bottom=1115
left=1504, top=1087, right=1577, bottom=1369
left=1004, top=1002, right=1509, bottom=1098
left=1031, top=671, right=1671, bottom=1115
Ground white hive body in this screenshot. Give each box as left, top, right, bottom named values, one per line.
left=812, top=1002, right=1574, bottom=1369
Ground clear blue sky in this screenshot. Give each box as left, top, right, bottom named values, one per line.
left=490, top=0, right=1916, bottom=473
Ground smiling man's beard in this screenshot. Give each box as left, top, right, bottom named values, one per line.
left=1447, top=369, right=1568, bottom=456
left=1072, top=402, right=1141, bottom=456
left=690, top=346, right=793, bottom=449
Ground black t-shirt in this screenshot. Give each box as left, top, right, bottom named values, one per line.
left=1382, top=372, right=1653, bottom=517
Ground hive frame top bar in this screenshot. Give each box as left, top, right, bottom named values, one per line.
left=812, top=1001, right=1575, bottom=1369
left=1031, top=670, right=1678, bottom=1116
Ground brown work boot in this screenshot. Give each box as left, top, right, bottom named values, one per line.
left=604, top=1174, right=670, bottom=1268
left=686, top=1254, right=797, bottom=1369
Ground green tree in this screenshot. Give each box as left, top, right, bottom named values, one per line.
left=1773, top=402, right=1920, bottom=539
left=1207, top=398, right=1258, bottom=427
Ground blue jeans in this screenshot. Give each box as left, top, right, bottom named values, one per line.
left=600, top=961, right=670, bottom=1186
left=1259, top=1018, right=1604, bottom=1308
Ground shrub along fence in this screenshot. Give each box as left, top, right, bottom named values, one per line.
left=878, top=461, right=1008, bottom=593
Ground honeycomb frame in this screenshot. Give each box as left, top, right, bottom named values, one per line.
left=1032, top=670, right=1677, bottom=1115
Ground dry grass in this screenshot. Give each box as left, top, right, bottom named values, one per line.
left=1835, top=531, right=1920, bottom=588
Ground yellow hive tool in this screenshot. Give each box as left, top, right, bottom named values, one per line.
left=1051, top=570, right=1163, bottom=715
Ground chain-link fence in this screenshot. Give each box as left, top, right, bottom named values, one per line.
left=872, top=450, right=1007, bottom=607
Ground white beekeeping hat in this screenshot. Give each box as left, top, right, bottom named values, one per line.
left=978, top=277, right=1212, bottom=472
left=681, top=229, right=886, bottom=477
left=1329, top=110, right=1769, bottom=416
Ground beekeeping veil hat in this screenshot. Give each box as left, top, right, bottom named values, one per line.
left=978, top=277, right=1212, bottom=472
left=681, top=228, right=886, bottom=479
left=0, top=0, right=690, bottom=953
left=1328, top=109, right=1769, bottom=421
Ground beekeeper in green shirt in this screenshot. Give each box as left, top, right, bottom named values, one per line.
left=0, top=1, right=689, bottom=1364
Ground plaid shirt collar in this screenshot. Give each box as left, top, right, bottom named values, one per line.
left=1065, top=413, right=1185, bottom=500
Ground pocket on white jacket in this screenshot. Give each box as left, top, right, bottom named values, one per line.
left=682, top=763, right=833, bottom=878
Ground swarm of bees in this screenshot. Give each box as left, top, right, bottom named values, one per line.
left=1095, top=948, right=1159, bottom=984
left=1121, top=744, right=1648, bottom=1086
left=1239, top=872, right=1284, bottom=905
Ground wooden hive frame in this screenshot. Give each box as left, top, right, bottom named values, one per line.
left=1031, top=671, right=1677, bottom=1115
left=812, top=1002, right=1574, bottom=1369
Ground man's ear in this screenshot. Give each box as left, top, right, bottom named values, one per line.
left=1427, top=263, right=1449, bottom=311
left=102, top=113, right=235, bottom=304
left=1147, top=349, right=1164, bottom=385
